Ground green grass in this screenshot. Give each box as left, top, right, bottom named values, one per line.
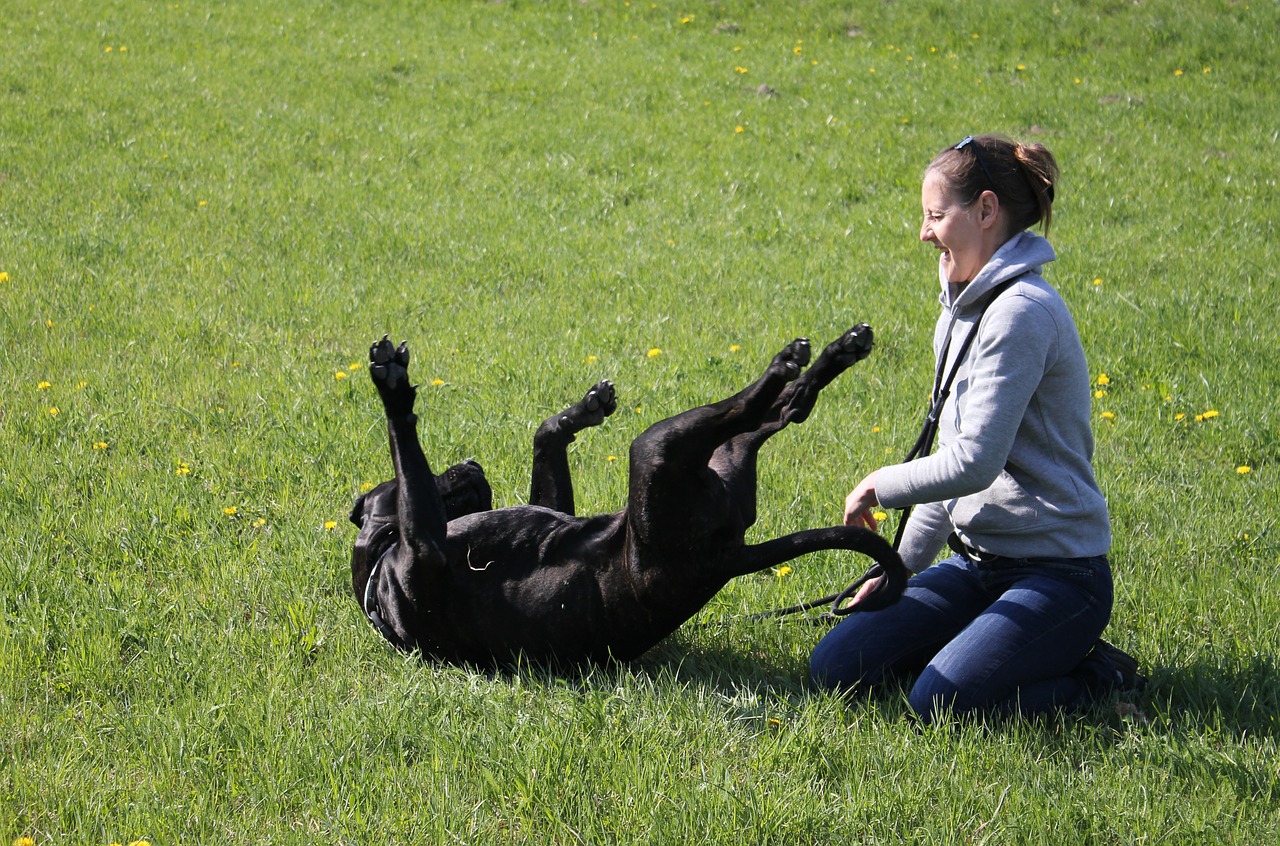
left=3, top=0, right=1278, bottom=842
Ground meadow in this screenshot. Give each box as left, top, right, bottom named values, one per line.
left=2, top=0, right=1278, bottom=842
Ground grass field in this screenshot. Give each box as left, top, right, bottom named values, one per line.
left=3, top=0, right=1279, bottom=842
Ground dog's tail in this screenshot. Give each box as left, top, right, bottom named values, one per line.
left=738, top=526, right=908, bottom=612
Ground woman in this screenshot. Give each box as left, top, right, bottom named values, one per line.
left=809, top=135, right=1139, bottom=722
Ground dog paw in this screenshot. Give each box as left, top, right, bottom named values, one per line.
left=369, top=335, right=417, bottom=417
left=560, top=380, right=617, bottom=432
left=771, top=338, right=812, bottom=380
left=824, top=323, right=874, bottom=367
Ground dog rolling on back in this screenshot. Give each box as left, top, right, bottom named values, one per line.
left=350, top=326, right=906, bottom=667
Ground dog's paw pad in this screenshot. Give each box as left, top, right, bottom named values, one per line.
left=586, top=380, right=617, bottom=417
left=368, top=335, right=417, bottom=415
left=773, top=338, right=811, bottom=378
left=559, top=380, right=617, bottom=432
left=830, top=323, right=873, bottom=362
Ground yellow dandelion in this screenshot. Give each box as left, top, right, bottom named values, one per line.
left=735, top=125, right=745, bottom=133
left=348, top=362, right=362, bottom=371
left=252, top=518, right=266, bottom=528
left=224, top=506, right=238, bottom=517
left=1174, top=69, right=1183, bottom=76
left=49, top=407, right=59, bottom=416
left=775, top=566, right=793, bottom=578
left=679, top=15, right=693, bottom=24
left=606, top=455, right=618, bottom=462
left=729, top=345, right=740, bottom=353
left=871, top=425, right=881, bottom=433
left=431, top=378, right=445, bottom=386
left=734, top=66, right=748, bottom=74
left=93, top=441, right=108, bottom=450
left=45, top=319, right=53, bottom=328
left=647, top=348, right=662, bottom=358
left=176, top=461, right=191, bottom=475
left=1096, top=373, right=1111, bottom=386
left=793, top=46, right=803, bottom=55
left=127, top=841, right=152, bottom=846
left=333, top=371, right=347, bottom=380
left=1174, top=413, right=1186, bottom=421
left=1198, top=409, right=1220, bottom=421
left=0, top=271, right=9, bottom=283
left=14, top=838, right=37, bottom=846
left=873, top=511, right=888, bottom=522
left=1094, top=390, right=1107, bottom=399
left=359, top=481, right=375, bottom=492
left=324, top=520, right=337, bottom=530
left=1236, top=465, right=1252, bottom=475
left=38, top=381, right=51, bottom=390
left=586, top=354, right=599, bottom=364
left=1100, top=411, right=1115, bottom=420
left=1093, top=277, right=1102, bottom=286
left=1203, top=67, right=1212, bottom=74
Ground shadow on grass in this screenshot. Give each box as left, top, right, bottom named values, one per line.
left=1143, top=654, right=1279, bottom=739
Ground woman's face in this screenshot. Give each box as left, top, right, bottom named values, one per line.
left=919, top=171, right=999, bottom=284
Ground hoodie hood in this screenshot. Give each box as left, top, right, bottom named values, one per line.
left=939, top=230, right=1057, bottom=314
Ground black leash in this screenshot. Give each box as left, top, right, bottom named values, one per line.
left=757, top=279, right=1019, bottom=623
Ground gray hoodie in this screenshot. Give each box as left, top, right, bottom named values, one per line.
left=876, top=230, right=1111, bottom=572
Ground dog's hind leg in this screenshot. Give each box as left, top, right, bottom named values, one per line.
left=774, top=323, right=873, bottom=425
left=625, top=338, right=810, bottom=549
left=529, top=380, right=617, bottom=514
left=369, top=336, right=450, bottom=560
left=709, top=324, right=875, bottom=527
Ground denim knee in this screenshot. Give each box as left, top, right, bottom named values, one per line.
left=907, top=665, right=960, bottom=723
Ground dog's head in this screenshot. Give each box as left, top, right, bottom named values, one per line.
left=435, top=459, right=493, bottom=519
left=348, top=462, right=494, bottom=601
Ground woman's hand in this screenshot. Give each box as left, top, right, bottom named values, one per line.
left=847, top=573, right=888, bottom=609
left=843, top=471, right=881, bottom=531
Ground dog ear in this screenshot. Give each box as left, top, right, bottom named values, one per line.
left=349, top=493, right=368, bottom=528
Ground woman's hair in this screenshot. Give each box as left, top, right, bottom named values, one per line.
left=927, top=135, right=1059, bottom=234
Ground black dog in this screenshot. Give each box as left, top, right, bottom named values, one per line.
left=349, top=326, right=907, bottom=667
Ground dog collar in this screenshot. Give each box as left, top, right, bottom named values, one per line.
left=363, top=542, right=406, bottom=649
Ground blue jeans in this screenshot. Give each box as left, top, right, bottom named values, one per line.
left=809, top=553, right=1113, bottom=722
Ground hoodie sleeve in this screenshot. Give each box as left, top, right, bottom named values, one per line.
left=876, top=291, right=1060, bottom=509
left=895, top=500, right=953, bottom=573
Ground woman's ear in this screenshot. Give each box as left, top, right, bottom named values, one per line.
left=978, top=189, right=1002, bottom=229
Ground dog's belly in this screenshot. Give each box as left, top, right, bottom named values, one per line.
left=426, top=507, right=631, bottom=660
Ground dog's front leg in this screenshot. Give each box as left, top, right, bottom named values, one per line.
left=369, top=336, right=449, bottom=555
left=529, top=380, right=616, bottom=514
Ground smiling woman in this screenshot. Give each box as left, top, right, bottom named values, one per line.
left=920, top=135, right=1059, bottom=284
left=813, top=134, right=1141, bottom=723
